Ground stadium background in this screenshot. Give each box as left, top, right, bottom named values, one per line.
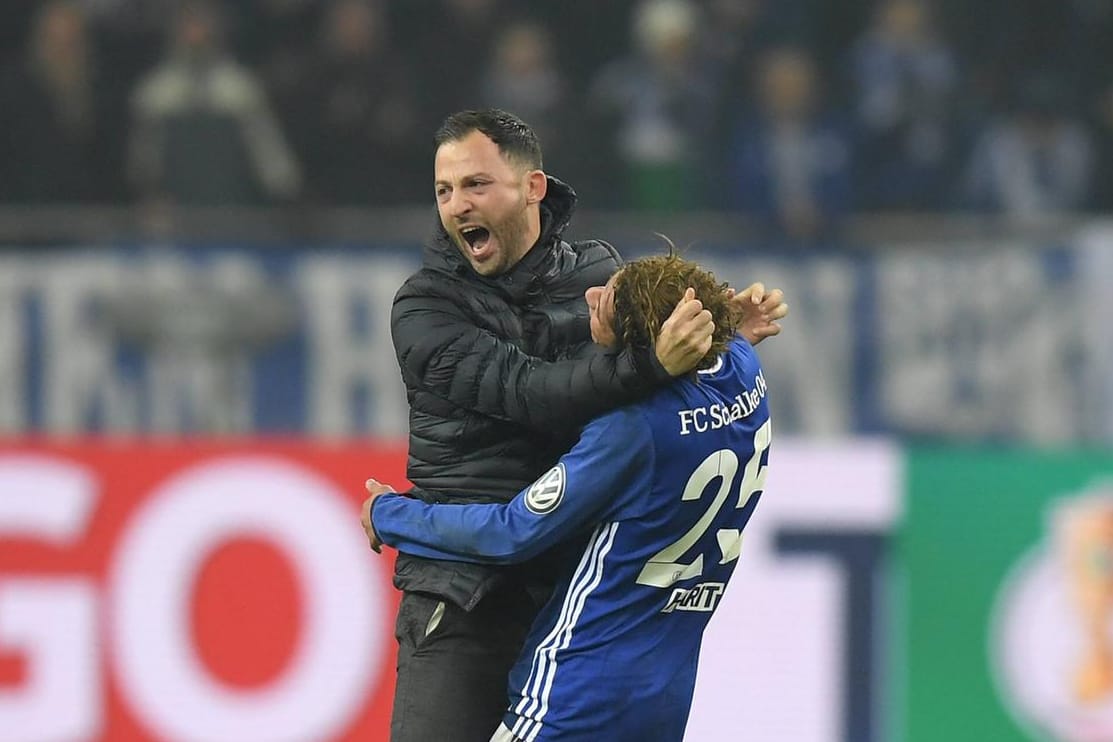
left=2, top=1, right=1113, bottom=741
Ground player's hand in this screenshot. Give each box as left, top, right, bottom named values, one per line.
left=654, top=287, right=714, bottom=375
left=730, top=283, right=787, bottom=345
left=361, top=478, right=396, bottom=553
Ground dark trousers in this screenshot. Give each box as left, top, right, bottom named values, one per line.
left=390, top=585, right=541, bottom=742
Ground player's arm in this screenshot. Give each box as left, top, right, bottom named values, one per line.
left=369, top=408, right=653, bottom=562
left=391, top=289, right=703, bottom=431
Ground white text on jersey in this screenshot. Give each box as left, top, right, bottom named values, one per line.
left=677, top=371, right=767, bottom=436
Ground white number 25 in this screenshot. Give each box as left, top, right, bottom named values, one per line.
left=636, top=419, right=772, bottom=588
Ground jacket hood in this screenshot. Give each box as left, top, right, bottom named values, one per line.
left=424, top=175, right=578, bottom=281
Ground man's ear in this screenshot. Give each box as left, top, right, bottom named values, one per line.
left=525, top=170, right=548, bottom=205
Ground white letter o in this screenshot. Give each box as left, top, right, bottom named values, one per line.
left=109, top=456, right=385, bottom=742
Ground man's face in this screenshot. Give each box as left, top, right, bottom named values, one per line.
left=434, top=131, right=540, bottom=277
left=585, top=272, right=620, bottom=348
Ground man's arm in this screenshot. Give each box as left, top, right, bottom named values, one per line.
left=368, top=408, right=653, bottom=562
left=732, top=283, right=788, bottom=344
left=391, top=288, right=708, bottom=431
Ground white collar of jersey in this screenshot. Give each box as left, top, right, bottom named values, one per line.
left=697, top=355, right=725, bottom=375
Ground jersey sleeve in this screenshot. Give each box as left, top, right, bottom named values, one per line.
left=371, top=407, right=654, bottom=563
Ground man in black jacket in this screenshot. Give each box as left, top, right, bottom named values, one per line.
left=384, top=109, right=785, bottom=742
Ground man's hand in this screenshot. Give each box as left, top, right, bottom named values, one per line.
left=655, top=288, right=714, bottom=375
left=361, top=478, right=396, bottom=553
left=730, top=283, right=788, bottom=345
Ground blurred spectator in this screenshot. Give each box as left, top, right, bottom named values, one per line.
left=803, top=0, right=877, bottom=72
left=82, top=0, right=177, bottom=93
left=528, top=0, right=640, bottom=90
left=279, top=0, right=424, bottom=206
left=941, top=0, right=1084, bottom=112
left=0, top=0, right=126, bottom=203
left=1089, top=80, right=1113, bottom=213
left=238, top=0, right=322, bottom=97
left=0, top=0, right=1109, bottom=214
left=0, top=2, right=40, bottom=71
left=701, top=0, right=767, bottom=89
left=587, top=0, right=718, bottom=209
left=849, top=0, right=959, bottom=210
left=961, top=74, right=1093, bottom=220
left=728, top=46, right=853, bottom=241
left=1073, top=0, right=1113, bottom=101
left=480, top=20, right=565, bottom=138
left=408, top=0, right=506, bottom=122
left=701, top=0, right=773, bottom=202
left=127, top=0, right=301, bottom=207
left=239, top=0, right=320, bottom=60
left=700, top=0, right=824, bottom=207
left=478, top=20, right=582, bottom=181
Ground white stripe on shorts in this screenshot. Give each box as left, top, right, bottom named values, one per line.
left=490, top=722, right=524, bottom=742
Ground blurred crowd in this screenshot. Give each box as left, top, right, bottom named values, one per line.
left=2, top=0, right=1113, bottom=239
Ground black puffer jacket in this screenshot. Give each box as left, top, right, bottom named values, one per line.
left=389, top=176, right=670, bottom=608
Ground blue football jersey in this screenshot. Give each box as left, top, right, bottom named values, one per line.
left=372, top=337, right=772, bottom=741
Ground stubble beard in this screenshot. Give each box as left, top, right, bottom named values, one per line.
left=466, top=205, right=534, bottom=277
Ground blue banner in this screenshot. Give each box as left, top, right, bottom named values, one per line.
left=0, top=237, right=1104, bottom=443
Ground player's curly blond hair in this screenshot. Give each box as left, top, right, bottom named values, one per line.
left=613, top=240, right=738, bottom=371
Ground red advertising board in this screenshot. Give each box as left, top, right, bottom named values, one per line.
left=3, top=438, right=905, bottom=742
left=0, top=440, right=410, bottom=742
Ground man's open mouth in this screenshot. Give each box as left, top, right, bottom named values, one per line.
left=460, top=226, right=491, bottom=253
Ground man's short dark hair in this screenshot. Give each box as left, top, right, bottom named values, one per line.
left=614, top=242, right=738, bottom=371
left=434, top=109, right=543, bottom=170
